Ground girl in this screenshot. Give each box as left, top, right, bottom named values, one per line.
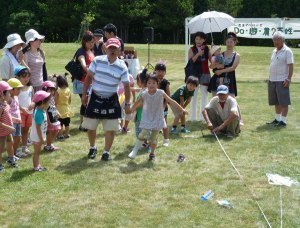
left=73, top=31, right=95, bottom=131
left=129, top=75, right=187, bottom=161
left=188, top=32, right=211, bottom=122
left=155, top=62, right=170, bottom=147
left=20, top=29, right=46, bottom=92
left=42, top=81, right=61, bottom=151
left=7, top=78, right=23, bottom=158
left=55, top=75, right=74, bottom=139
left=0, top=81, right=18, bottom=171
left=15, top=66, right=34, bottom=156
left=30, top=90, right=51, bottom=171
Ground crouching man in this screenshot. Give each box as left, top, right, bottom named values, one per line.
left=202, top=85, right=240, bottom=137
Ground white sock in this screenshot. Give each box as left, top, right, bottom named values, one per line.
left=275, top=114, right=281, bottom=121
left=281, top=116, right=286, bottom=123
left=103, top=150, right=109, bottom=154
left=90, top=146, right=97, bottom=150
left=134, top=140, right=143, bottom=152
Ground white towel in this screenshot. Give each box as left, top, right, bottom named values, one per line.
left=266, top=173, right=300, bottom=187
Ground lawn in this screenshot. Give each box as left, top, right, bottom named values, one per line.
left=0, top=43, right=300, bottom=228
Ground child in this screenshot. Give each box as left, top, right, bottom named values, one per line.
left=128, top=74, right=187, bottom=161
left=155, top=62, right=170, bottom=147
left=42, top=81, right=61, bottom=151
left=133, top=69, right=149, bottom=150
left=7, top=78, right=24, bottom=158
left=118, top=61, right=135, bottom=133
left=0, top=81, right=18, bottom=171
left=55, top=75, right=74, bottom=139
left=30, top=90, right=51, bottom=171
left=170, top=76, right=199, bottom=133
left=210, top=45, right=228, bottom=86
left=15, top=66, right=34, bottom=156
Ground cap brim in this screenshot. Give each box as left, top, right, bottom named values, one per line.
left=106, top=44, right=120, bottom=49
left=217, top=91, right=228, bottom=95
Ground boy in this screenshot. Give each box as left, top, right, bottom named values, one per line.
left=170, top=76, right=199, bottom=133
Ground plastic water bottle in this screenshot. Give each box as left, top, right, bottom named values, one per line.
left=201, top=190, right=214, bottom=201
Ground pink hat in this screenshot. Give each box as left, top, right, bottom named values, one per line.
left=0, top=81, right=13, bottom=92
left=106, top=38, right=121, bottom=48
left=32, top=91, right=51, bottom=103
left=42, top=81, right=56, bottom=89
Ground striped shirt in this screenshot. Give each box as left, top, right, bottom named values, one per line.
left=25, top=51, right=44, bottom=87
left=89, top=55, right=129, bottom=97
left=0, top=102, right=13, bottom=137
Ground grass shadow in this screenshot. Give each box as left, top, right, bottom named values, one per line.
left=7, top=169, right=34, bottom=182
left=55, top=155, right=105, bottom=175
left=255, top=123, right=284, bottom=132
left=119, top=160, right=154, bottom=174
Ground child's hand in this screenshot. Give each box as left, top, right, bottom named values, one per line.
left=9, top=126, right=16, bottom=133
left=28, top=103, right=35, bottom=111
left=181, top=109, right=188, bottom=115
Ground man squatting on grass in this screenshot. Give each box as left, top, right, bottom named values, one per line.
left=267, top=31, right=294, bottom=127
left=202, top=85, right=240, bottom=137
left=81, top=38, right=131, bottom=161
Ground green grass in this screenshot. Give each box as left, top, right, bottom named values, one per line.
left=1, top=44, right=300, bottom=227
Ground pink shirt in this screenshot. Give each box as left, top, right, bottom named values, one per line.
left=0, top=102, right=13, bottom=136
left=25, top=51, right=44, bottom=87
left=117, top=74, right=134, bottom=96
left=9, top=96, right=21, bottom=123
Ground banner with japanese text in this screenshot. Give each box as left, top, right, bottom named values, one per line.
left=228, top=18, right=300, bottom=39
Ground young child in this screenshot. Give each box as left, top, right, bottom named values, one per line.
left=129, top=74, right=187, bottom=161
left=170, top=76, right=199, bottom=133
left=15, top=66, right=34, bottom=156
left=30, top=90, right=51, bottom=171
left=0, top=81, right=18, bottom=171
left=55, top=75, right=74, bottom=139
left=155, top=62, right=170, bottom=147
left=7, top=78, right=24, bottom=158
left=118, top=61, right=135, bottom=133
left=210, top=45, right=227, bottom=85
left=133, top=69, right=149, bottom=150
left=42, top=81, right=61, bottom=151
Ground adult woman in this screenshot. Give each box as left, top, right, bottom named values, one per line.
left=73, top=31, right=95, bottom=131
left=0, top=34, right=25, bottom=81
left=21, top=29, right=46, bottom=92
left=188, top=32, right=211, bottom=121
left=209, top=32, right=240, bottom=97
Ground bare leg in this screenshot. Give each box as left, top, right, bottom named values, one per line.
left=33, top=142, right=42, bottom=168
left=13, top=136, right=20, bottom=155
left=21, top=127, right=29, bottom=147
left=87, top=130, right=96, bottom=147
left=104, top=131, right=115, bottom=151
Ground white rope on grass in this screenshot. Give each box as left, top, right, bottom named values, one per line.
left=213, top=132, right=272, bottom=228
left=280, top=186, right=283, bottom=228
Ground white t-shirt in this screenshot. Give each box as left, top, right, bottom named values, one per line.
left=30, top=108, right=47, bottom=142
left=205, top=96, right=239, bottom=121
left=18, top=86, right=33, bottom=114
left=269, top=44, right=294, bottom=82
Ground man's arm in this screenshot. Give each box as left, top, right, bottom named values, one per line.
left=213, top=112, right=238, bottom=133
left=283, top=63, right=293, bottom=88
left=123, top=82, right=131, bottom=114
left=81, top=71, right=93, bottom=105
left=202, top=108, right=213, bottom=130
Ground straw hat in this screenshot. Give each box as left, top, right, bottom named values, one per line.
left=25, top=29, right=45, bottom=44
left=3, top=33, right=25, bottom=49
left=210, top=45, right=221, bottom=56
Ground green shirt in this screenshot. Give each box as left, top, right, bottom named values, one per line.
left=171, top=85, right=194, bottom=104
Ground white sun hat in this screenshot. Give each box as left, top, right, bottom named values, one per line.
left=25, top=29, right=45, bottom=44
left=3, top=33, right=25, bottom=49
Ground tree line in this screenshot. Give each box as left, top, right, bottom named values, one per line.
left=0, top=0, right=299, bottom=46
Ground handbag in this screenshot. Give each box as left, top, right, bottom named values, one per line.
left=184, top=60, right=195, bottom=82
left=65, top=51, right=85, bottom=81
left=40, top=50, right=48, bottom=81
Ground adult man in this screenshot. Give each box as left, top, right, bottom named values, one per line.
left=267, top=31, right=294, bottom=127
left=103, top=23, right=124, bottom=57
left=93, top=28, right=104, bottom=56
left=202, top=85, right=240, bottom=137
left=81, top=38, right=131, bottom=161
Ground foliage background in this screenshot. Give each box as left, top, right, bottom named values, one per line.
left=0, top=0, right=300, bottom=46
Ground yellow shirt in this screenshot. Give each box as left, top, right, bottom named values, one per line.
left=56, top=87, right=74, bottom=118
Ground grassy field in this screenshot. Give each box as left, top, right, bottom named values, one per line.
left=0, top=43, right=300, bottom=227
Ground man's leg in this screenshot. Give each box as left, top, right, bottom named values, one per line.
left=82, top=117, right=99, bottom=159
left=226, top=118, right=240, bottom=137
left=207, top=109, right=223, bottom=130
left=104, top=131, right=115, bottom=151
left=101, top=119, right=119, bottom=161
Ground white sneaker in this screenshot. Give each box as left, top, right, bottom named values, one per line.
left=128, top=149, right=138, bottom=159
left=22, top=146, right=31, bottom=155
left=163, top=139, right=169, bottom=147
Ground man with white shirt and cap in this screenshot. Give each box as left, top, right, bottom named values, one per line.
left=202, top=85, right=240, bottom=137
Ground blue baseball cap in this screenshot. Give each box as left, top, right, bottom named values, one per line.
left=14, top=65, right=27, bottom=76
left=217, top=85, right=229, bottom=95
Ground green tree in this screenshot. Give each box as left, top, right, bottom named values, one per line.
left=207, top=0, right=242, bottom=17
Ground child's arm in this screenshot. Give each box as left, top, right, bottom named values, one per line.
left=35, top=124, right=45, bottom=144
left=0, top=108, right=15, bottom=133
left=130, top=97, right=143, bottom=113
left=54, top=91, right=59, bottom=105
left=130, top=84, right=136, bottom=103
left=163, top=93, right=187, bottom=115
left=183, top=97, right=192, bottom=108
left=179, top=96, right=185, bottom=107
left=11, top=117, right=21, bottom=124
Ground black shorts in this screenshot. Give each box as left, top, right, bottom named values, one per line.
left=58, top=118, right=71, bottom=127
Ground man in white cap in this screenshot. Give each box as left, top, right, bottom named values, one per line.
left=81, top=38, right=131, bottom=161
left=267, top=31, right=294, bottom=127
left=0, top=33, right=25, bottom=81
left=202, top=85, right=240, bottom=137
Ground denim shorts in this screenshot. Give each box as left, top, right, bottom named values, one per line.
left=73, top=79, right=84, bottom=94
left=12, top=123, right=21, bottom=137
